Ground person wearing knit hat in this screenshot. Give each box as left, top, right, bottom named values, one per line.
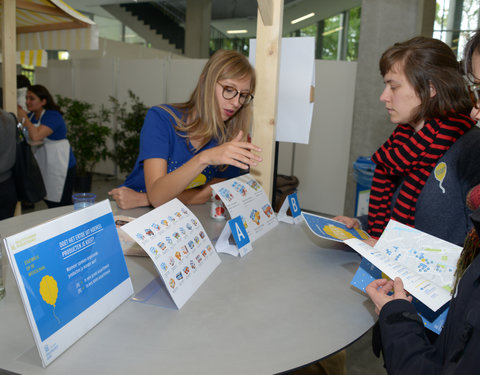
left=364, top=31, right=480, bottom=375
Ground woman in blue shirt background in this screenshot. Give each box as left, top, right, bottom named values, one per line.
left=110, top=49, right=262, bottom=209
left=17, top=84, right=76, bottom=208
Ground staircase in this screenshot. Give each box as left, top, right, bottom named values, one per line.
left=102, top=2, right=185, bottom=55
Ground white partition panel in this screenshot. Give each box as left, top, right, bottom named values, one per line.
left=278, top=60, right=357, bottom=216
left=35, top=60, right=74, bottom=99
left=117, top=58, right=168, bottom=107
left=166, top=59, right=207, bottom=103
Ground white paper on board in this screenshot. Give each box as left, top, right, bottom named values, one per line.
left=249, top=37, right=315, bottom=144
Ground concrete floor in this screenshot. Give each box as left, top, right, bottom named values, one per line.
left=24, top=173, right=387, bottom=375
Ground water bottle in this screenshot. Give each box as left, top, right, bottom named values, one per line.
left=17, top=119, right=29, bottom=142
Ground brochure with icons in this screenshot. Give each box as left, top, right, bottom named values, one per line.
left=211, top=174, right=278, bottom=244
left=3, top=200, right=133, bottom=367
left=120, top=198, right=221, bottom=309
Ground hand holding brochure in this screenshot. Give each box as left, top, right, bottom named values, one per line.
left=345, top=220, right=462, bottom=312
left=302, top=212, right=370, bottom=242
left=302, top=216, right=462, bottom=333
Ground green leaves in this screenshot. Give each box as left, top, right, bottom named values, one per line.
left=109, top=91, right=148, bottom=174
left=57, top=95, right=111, bottom=175
left=57, top=91, right=148, bottom=176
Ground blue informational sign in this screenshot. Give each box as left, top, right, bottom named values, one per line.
left=14, top=212, right=130, bottom=341
left=228, top=216, right=250, bottom=249
left=288, top=192, right=301, bottom=218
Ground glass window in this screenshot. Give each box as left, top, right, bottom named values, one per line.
left=124, top=26, right=147, bottom=46
left=434, top=0, right=480, bottom=59
left=284, top=7, right=361, bottom=61
left=94, top=15, right=123, bottom=42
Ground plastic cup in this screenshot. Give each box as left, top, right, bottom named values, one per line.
left=72, top=193, right=96, bottom=210
left=210, top=191, right=227, bottom=220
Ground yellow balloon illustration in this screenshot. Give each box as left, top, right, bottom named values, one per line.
left=323, top=224, right=354, bottom=240
left=434, top=162, right=446, bottom=193
left=355, top=228, right=370, bottom=240
left=39, top=275, right=60, bottom=323
left=186, top=174, right=207, bottom=189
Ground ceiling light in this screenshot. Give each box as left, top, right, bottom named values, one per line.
left=227, top=29, right=248, bottom=34
left=291, top=12, right=315, bottom=24
left=322, top=26, right=343, bottom=36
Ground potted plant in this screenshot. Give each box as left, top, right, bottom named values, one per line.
left=57, top=95, right=111, bottom=192
left=109, top=90, right=149, bottom=174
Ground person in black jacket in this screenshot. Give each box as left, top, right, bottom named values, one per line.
left=365, top=31, right=480, bottom=375
left=0, top=110, right=17, bottom=219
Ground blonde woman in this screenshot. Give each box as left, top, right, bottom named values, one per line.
left=110, top=49, right=261, bottom=209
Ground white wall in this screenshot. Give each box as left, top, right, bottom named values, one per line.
left=36, top=52, right=356, bottom=215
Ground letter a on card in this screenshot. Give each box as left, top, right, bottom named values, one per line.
left=215, top=216, right=253, bottom=257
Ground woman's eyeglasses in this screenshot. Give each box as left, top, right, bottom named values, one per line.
left=467, top=82, right=480, bottom=109
left=218, top=83, right=254, bottom=105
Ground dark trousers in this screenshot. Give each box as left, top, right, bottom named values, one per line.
left=44, top=165, right=76, bottom=209
left=0, top=175, right=17, bottom=220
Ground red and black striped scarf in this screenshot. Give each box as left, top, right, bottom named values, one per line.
left=367, top=114, right=475, bottom=239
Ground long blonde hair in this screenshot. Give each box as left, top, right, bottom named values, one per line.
left=161, top=49, right=255, bottom=150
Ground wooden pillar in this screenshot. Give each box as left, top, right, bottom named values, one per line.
left=1, top=0, right=17, bottom=112
left=185, top=0, right=212, bottom=58
left=251, top=0, right=284, bottom=201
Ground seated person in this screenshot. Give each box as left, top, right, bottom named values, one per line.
left=366, top=186, right=480, bottom=374
left=364, top=30, right=480, bottom=375
left=334, top=36, right=480, bottom=246
left=109, top=49, right=261, bottom=209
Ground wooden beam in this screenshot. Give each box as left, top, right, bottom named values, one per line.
left=257, top=0, right=273, bottom=26
left=1, top=0, right=17, bottom=113
left=16, top=0, right=67, bottom=17
left=17, top=21, right=88, bottom=34
left=251, top=0, right=284, bottom=202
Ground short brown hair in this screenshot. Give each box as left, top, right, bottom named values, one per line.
left=379, top=36, right=471, bottom=124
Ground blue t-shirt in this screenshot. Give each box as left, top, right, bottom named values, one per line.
left=123, top=105, right=240, bottom=192
left=29, top=109, right=76, bottom=168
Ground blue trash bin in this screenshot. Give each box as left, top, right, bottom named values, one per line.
left=353, top=157, right=376, bottom=216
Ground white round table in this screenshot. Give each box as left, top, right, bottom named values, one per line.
left=0, top=202, right=375, bottom=374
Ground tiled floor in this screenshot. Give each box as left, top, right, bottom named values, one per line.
left=25, top=173, right=387, bottom=375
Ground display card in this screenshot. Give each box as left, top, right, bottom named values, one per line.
left=3, top=200, right=133, bottom=367
left=211, top=174, right=278, bottom=243
left=120, top=198, right=221, bottom=309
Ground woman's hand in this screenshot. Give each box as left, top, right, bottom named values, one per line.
left=16, top=105, right=52, bottom=142
left=333, top=215, right=360, bottom=229
left=199, top=131, right=262, bottom=170
left=109, top=187, right=150, bottom=209
left=365, top=277, right=412, bottom=315
left=363, top=238, right=378, bottom=247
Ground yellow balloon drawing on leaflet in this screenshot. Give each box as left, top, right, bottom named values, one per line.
left=323, top=224, right=369, bottom=240
left=39, top=275, right=60, bottom=323
left=434, top=162, right=446, bottom=193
